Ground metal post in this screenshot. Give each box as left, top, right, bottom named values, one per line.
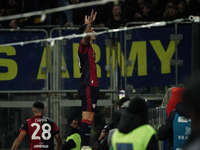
left=175, top=24, right=178, bottom=86
left=53, top=44, right=56, bottom=90
left=113, top=32, right=118, bottom=109
left=110, top=32, right=113, bottom=103
left=120, top=31, right=123, bottom=89
left=49, top=30, right=53, bottom=91
left=55, top=38, right=58, bottom=90
left=124, top=30, right=127, bottom=91
left=46, top=44, right=49, bottom=90
left=58, top=29, right=62, bottom=90
left=115, top=32, right=118, bottom=91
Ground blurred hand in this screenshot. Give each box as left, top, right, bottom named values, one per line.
left=84, top=9, right=97, bottom=24
left=134, top=12, right=142, bottom=20
left=98, top=130, right=106, bottom=141
left=64, top=22, right=72, bottom=27
left=9, top=20, right=18, bottom=29
left=98, top=23, right=105, bottom=27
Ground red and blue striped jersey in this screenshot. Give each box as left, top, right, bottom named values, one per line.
left=19, top=116, right=59, bottom=150
left=78, top=41, right=98, bottom=87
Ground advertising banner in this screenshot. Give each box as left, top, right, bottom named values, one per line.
left=0, top=24, right=192, bottom=90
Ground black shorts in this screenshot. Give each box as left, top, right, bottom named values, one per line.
left=78, top=85, right=99, bottom=112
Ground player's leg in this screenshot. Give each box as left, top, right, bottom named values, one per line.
left=81, top=112, right=94, bottom=149
left=78, top=86, right=99, bottom=149
left=78, top=85, right=92, bottom=148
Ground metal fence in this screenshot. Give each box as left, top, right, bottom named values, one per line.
left=0, top=21, right=199, bottom=149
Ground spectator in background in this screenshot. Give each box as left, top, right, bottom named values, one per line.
left=0, top=0, right=21, bottom=28
left=118, top=0, right=134, bottom=22
left=140, top=4, right=157, bottom=21
left=92, top=124, right=110, bottom=150
left=0, top=0, right=27, bottom=28
left=16, top=0, right=52, bottom=27
left=107, top=110, right=122, bottom=149
left=117, top=95, right=130, bottom=110
left=61, top=119, right=81, bottom=150
left=149, top=0, right=165, bottom=20
left=107, top=96, right=130, bottom=149
left=36, top=0, right=52, bottom=25
left=92, top=0, right=113, bottom=27
left=105, top=4, right=128, bottom=29
left=64, top=0, right=89, bottom=26
left=19, top=0, right=40, bottom=26
left=162, top=0, right=179, bottom=21
left=9, top=0, right=59, bottom=27
left=48, top=0, right=60, bottom=25
left=6, top=0, right=20, bottom=15
left=132, top=0, right=146, bottom=21
left=185, top=0, right=200, bottom=15
left=58, top=0, right=73, bottom=27
left=111, top=97, right=158, bottom=150
left=176, top=0, right=189, bottom=18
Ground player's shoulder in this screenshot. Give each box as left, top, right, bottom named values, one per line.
left=42, top=116, right=54, bottom=123
left=26, top=117, right=34, bottom=123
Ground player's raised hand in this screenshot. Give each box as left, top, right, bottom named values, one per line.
left=84, top=15, right=90, bottom=24
left=89, top=9, right=97, bottom=23
left=84, top=9, right=97, bottom=24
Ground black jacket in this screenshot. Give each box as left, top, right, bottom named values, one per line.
left=157, top=101, right=190, bottom=150
left=117, top=110, right=158, bottom=150
left=157, top=110, right=175, bottom=150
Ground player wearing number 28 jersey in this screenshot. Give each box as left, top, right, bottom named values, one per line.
left=11, top=101, right=62, bottom=150
left=20, top=116, right=59, bottom=150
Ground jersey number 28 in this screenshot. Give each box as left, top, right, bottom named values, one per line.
left=31, top=123, right=52, bottom=140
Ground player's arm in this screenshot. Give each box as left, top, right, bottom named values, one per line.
left=11, top=131, right=27, bottom=150
left=55, top=133, right=62, bottom=150
left=82, top=9, right=97, bottom=45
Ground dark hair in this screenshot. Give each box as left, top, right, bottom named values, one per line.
left=166, top=0, right=177, bottom=9
left=118, top=95, right=130, bottom=108
left=79, top=24, right=87, bottom=34
left=113, top=4, right=121, bottom=9
left=73, top=118, right=81, bottom=126
left=127, top=97, right=148, bottom=123
left=33, top=101, right=44, bottom=109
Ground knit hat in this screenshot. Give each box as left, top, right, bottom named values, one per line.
left=127, top=97, right=148, bottom=119
left=117, top=97, right=148, bottom=133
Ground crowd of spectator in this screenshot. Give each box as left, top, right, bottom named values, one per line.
left=0, top=0, right=200, bottom=29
